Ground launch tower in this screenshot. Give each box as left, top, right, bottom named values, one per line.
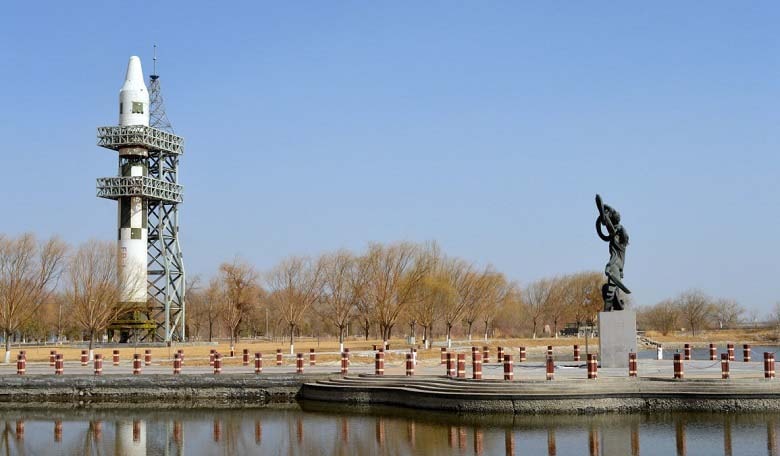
left=96, top=55, right=186, bottom=342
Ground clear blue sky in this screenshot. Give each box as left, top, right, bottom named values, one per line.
left=1, top=3, right=778, bottom=314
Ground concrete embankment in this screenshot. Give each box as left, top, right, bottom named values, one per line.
left=299, top=375, right=780, bottom=414
left=0, top=373, right=331, bottom=409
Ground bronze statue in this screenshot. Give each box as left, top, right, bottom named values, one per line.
left=595, top=194, right=630, bottom=311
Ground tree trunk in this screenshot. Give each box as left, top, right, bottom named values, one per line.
left=4, top=331, right=10, bottom=364
left=208, top=320, right=213, bottom=342
left=289, top=324, right=295, bottom=355
left=484, top=320, right=489, bottom=342
left=532, top=320, right=537, bottom=339
left=446, top=323, right=452, bottom=348
left=89, top=330, right=95, bottom=361
left=467, top=321, right=473, bottom=341
left=338, top=326, right=345, bottom=354
left=363, top=319, right=370, bottom=341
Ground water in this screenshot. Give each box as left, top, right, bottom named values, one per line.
left=1, top=404, right=778, bottom=455
left=638, top=345, right=780, bottom=360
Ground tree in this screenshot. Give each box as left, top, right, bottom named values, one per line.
left=641, top=299, right=680, bottom=335
left=266, top=256, right=324, bottom=354
left=568, top=271, right=604, bottom=329
left=439, top=258, right=473, bottom=349
left=0, top=233, right=67, bottom=362
left=362, top=242, right=431, bottom=345
left=711, top=298, right=743, bottom=329
left=677, top=290, right=713, bottom=336
left=218, top=258, right=260, bottom=347
left=523, top=278, right=554, bottom=339
left=545, top=276, right=570, bottom=338
left=479, top=271, right=510, bottom=342
left=65, top=240, right=134, bottom=358
left=319, top=250, right=359, bottom=352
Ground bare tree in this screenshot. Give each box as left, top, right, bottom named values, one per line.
left=523, top=278, right=554, bottom=339
left=66, top=240, right=134, bottom=358
left=677, top=290, right=713, bottom=336
left=0, top=233, right=67, bottom=362
left=362, top=242, right=431, bottom=347
left=640, top=299, right=680, bottom=335
left=218, top=258, right=260, bottom=348
left=266, top=256, right=324, bottom=354
left=545, top=276, right=570, bottom=338
left=568, top=271, right=603, bottom=329
left=711, top=298, right=743, bottom=329
left=319, top=250, right=359, bottom=352
left=202, top=278, right=224, bottom=342
left=477, top=270, right=510, bottom=342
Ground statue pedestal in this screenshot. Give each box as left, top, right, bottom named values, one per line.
left=598, top=310, right=637, bottom=368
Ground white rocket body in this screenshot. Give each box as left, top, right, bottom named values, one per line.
left=117, top=56, right=149, bottom=304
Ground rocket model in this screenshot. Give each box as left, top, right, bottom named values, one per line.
left=117, top=56, right=149, bottom=304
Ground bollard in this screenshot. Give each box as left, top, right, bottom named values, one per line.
left=743, top=344, right=751, bottom=362
left=113, top=349, right=120, bottom=366
left=497, top=346, right=504, bottom=363
left=144, top=349, right=152, bottom=366
left=709, top=344, right=717, bottom=361
left=587, top=354, right=598, bottom=379
left=684, top=344, right=691, bottom=361
left=504, top=354, right=514, bottom=381
left=276, top=349, right=283, bottom=366
left=375, top=351, right=384, bottom=376
left=214, top=353, right=222, bottom=374
left=340, top=351, right=348, bottom=376
left=254, top=352, right=263, bottom=374
left=727, top=343, right=735, bottom=361
left=133, top=354, right=142, bottom=375
left=457, top=353, right=466, bottom=378
left=177, top=349, right=184, bottom=366
left=657, top=345, right=663, bottom=360
left=440, top=347, right=447, bottom=365
left=16, top=354, right=25, bottom=375
left=765, top=352, right=776, bottom=379
left=483, top=346, right=490, bottom=364
left=94, top=354, right=103, bottom=375
left=547, top=345, right=553, bottom=359
left=242, top=349, right=249, bottom=366
left=546, top=356, right=554, bottom=381
left=344, top=348, right=350, bottom=366
left=16, top=420, right=24, bottom=440
left=209, top=349, right=216, bottom=366
left=446, top=352, right=455, bottom=377
left=721, top=353, right=730, bottom=379
left=573, top=344, right=580, bottom=361
left=55, top=353, right=64, bottom=375
left=472, top=352, right=483, bottom=380
left=519, top=346, right=526, bottom=362
left=296, top=353, right=304, bottom=374
left=81, top=350, right=88, bottom=366
left=674, top=353, right=683, bottom=379
left=49, top=350, right=56, bottom=367
left=406, top=353, right=414, bottom=376
left=628, top=352, right=637, bottom=377
left=309, top=348, right=316, bottom=366
left=19, top=350, right=26, bottom=362
left=173, top=353, right=181, bottom=374
left=412, top=347, right=418, bottom=366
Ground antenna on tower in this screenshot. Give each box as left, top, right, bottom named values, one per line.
left=153, top=44, right=158, bottom=76
left=148, top=45, right=174, bottom=133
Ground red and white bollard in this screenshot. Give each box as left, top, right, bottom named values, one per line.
left=344, top=348, right=350, bottom=366
left=674, top=353, right=683, bottom=379
left=683, top=344, right=691, bottom=361
left=574, top=344, right=580, bottom=362
left=94, top=354, right=103, bottom=375
left=54, top=421, right=63, bottom=442
left=546, top=356, right=554, bottom=381
left=254, top=352, right=263, bottom=374
left=504, top=355, right=514, bottom=381
left=727, top=343, right=735, bottom=361
left=709, top=344, right=717, bottom=361
left=173, top=352, right=182, bottom=374
left=483, top=346, right=490, bottom=364
left=472, top=352, right=483, bottom=380
left=55, top=353, right=64, bottom=375
left=375, top=351, right=384, bottom=376
left=340, top=351, right=348, bottom=376
left=16, top=354, right=25, bottom=375
left=144, top=349, right=152, bottom=366
left=309, top=348, right=316, bottom=366
left=721, top=353, right=730, bottom=379
left=276, top=349, right=283, bottom=366
left=177, top=349, right=184, bottom=366
left=81, top=350, right=89, bottom=366
left=19, top=350, right=26, bottom=362
left=457, top=353, right=466, bottom=378
left=209, top=349, right=216, bottom=366
left=587, top=354, right=598, bottom=380
left=242, top=349, right=249, bottom=366
left=764, top=352, right=775, bottom=379
left=133, top=354, right=142, bottom=375
left=406, top=353, right=414, bottom=376
left=16, top=420, right=24, bottom=440
left=213, top=353, right=222, bottom=374
left=497, top=347, right=504, bottom=363
left=743, top=344, right=751, bottom=362
left=296, top=353, right=304, bottom=374
left=440, top=347, right=447, bottom=365
left=547, top=345, right=553, bottom=359
left=446, top=352, right=455, bottom=377
left=49, top=350, right=56, bottom=367
left=628, top=352, right=637, bottom=377
left=519, top=346, right=526, bottom=362
left=113, top=349, right=120, bottom=366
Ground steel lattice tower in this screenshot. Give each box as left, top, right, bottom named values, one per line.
left=96, top=52, right=186, bottom=343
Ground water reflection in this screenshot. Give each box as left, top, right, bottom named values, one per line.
left=1, top=406, right=780, bottom=455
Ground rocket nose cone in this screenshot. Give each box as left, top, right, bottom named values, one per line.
left=122, top=56, right=145, bottom=89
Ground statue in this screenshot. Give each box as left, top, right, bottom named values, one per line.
left=595, top=194, right=630, bottom=311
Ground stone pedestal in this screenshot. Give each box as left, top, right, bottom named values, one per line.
left=598, top=310, right=637, bottom=369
